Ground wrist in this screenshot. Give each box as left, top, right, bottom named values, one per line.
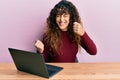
left=79, top=30, right=85, bottom=36
left=37, top=48, right=44, bottom=53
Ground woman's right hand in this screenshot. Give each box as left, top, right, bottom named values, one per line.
left=35, top=40, right=44, bottom=53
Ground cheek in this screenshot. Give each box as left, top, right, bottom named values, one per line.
left=66, top=19, right=70, bottom=24
left=66, top=17, right=70, bottom=22
left=56, top=18, right=59, bottom=24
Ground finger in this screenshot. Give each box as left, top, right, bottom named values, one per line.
left=35, top=40, right=38, bottom=43
left=73, top=28, right=78, bottom=33
left=73, top=25, right=79, bottom=31
left=73, top=24, right=80, bottom=32
left=73, top=22, right=80, bottom=26
left=35, top=42, right=39, bottom=47
left=35, top=40, right=41, bottom=44
left=35, top=40, right=40, bottom=46
left=73, top=22, right=78, bottom=25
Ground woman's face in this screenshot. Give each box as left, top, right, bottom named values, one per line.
left=56, top=13, right=70, bottom=31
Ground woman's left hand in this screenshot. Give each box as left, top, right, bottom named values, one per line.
left=73, top=22, right=85, bottom=36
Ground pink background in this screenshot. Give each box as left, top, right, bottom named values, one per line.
left=0, top=0, right=120, bottom=62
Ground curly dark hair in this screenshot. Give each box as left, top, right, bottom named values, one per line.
left=44, top=0, right=82, bottom=55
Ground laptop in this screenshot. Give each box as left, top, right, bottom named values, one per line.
left=8, top=48, right=63, bottom=78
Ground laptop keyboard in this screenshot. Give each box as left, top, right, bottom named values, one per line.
left=46, top=64, right=58, bottom=71
left=46, top=64, right=62, bottom=76
left=48, top=70, right=56, bottom=75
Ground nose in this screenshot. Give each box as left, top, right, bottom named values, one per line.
left=60, top=15, right=64, bottom=21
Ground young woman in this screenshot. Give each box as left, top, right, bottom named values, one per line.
left=35, top=0, right=97, bottom=62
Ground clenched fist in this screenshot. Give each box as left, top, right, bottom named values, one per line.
left=73, top=22, right=85, bottom=36
left=35, top=40, right=44, bottom=53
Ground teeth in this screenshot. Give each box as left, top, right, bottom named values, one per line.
left=60, top=22, right=65, bottom=26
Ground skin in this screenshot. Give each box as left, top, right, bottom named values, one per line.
left=35, top=13, right=85, bottom=53
left=56, top=13, right=70, bottom=31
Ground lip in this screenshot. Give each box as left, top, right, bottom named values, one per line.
left=59, top=22, right=66, bottom=26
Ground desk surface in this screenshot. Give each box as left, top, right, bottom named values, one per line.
left=0, top=63, right=120, bottom=80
